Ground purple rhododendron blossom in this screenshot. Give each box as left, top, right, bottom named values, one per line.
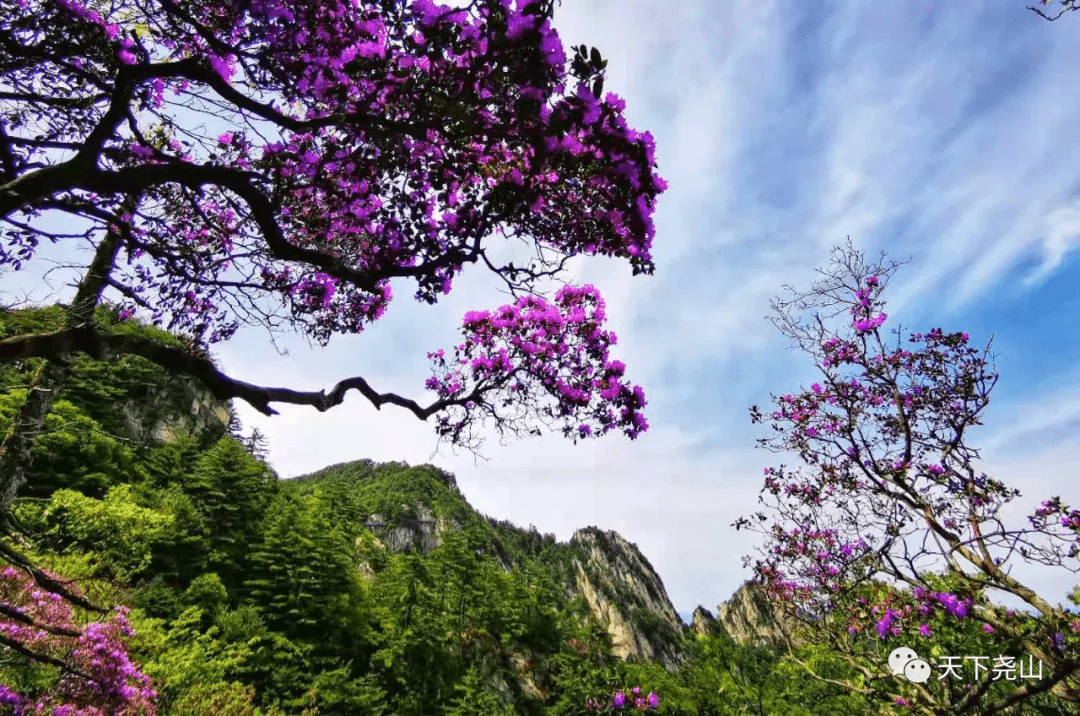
left=426, top=285, right=647, bottom=445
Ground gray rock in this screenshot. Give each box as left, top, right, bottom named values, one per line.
left=691, top=605, right=725, bottom=638
left=568, top=527, right=687, bottom=671
left=715, top=580, right=800, bottom=648
left=121, top=377, right=231, bottom=445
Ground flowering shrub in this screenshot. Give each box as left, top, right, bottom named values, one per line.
left=584, top=684, right=660, bottom=711
left=0, top=564, right=157, bottom=715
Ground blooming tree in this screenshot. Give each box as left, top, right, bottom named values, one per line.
left=0, top=0, right=663, bottom=529
left=736, top=241, right=1080, bottom=714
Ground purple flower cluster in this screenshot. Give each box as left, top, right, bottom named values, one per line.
left=0, top=566, right=157, bottom=714
left=426, top=284, right=647, bottom=444
left=1029, top=498, right=1080, bottom=542
left=876, top=608, right=903, bottom=638
left=933, top=592, right=971, bottom=620
left=586, top=684, right=659, bottom=711
left=51, top=0, right=137, bottom=64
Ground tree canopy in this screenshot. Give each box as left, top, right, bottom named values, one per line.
left=0, top=0, right=661, bottom=448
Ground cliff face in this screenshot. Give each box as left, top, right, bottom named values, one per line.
left=691, top=605, right=726, bottom=638
left=567, top=528, right=686, bottom=670
left=120, top=377, right=232, bottom=445
left=364, top=500, right=461, bottom=554
left=698, top=580, right=797, bottom=648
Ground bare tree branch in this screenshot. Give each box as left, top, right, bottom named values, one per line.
left=0, top=632, right=93, bottom=678
left=0, top=322, right=471, bottom=419
left=1029, top=1, right=1080, bottom=21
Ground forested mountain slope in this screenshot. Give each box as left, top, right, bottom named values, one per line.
left=288, top=459, right=687, bottom=670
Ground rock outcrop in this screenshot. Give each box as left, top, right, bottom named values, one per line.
left=690, top=605, right=726, bottom=638
left=568, top=527, right=686, bottom=670
left=715, top=580, right=795, bottom=647
left=363, top=501, right=461, bottom=553
left=120, top=376, right=231, bottom=445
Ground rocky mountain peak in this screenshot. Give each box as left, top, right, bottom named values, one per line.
left=715, top=580, right=796, bottom=648
left=568, top=527, right=687, bottom=670
left=690, top=605, right=725, bottom=638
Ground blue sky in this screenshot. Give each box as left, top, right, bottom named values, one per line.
left=6, top=1, right=1080, bottom=624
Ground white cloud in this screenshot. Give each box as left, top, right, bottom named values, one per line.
left=1024, top=200, right=1080, bottom=286
left=978, top=368, right=1080, bottom=459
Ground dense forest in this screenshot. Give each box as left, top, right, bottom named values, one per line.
left=2, top=305, right=1075, bottom=715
